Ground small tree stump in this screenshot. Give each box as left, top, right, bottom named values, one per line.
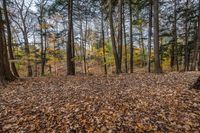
left=192, top=76, right=200, bottom=89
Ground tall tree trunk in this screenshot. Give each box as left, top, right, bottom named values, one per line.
left=0, top=8, right=16, bottom=82
left=192, top=0, right=200, bottom=88
left=39, top=12, right=45, bottom=76
left=83, top=17, right=88, bottom=74
left=21, top=16, right=32, bottom=77
left=153, top=0, right=162, bottom=73
left=33, top=32, right=38, bottom=77
left=184, top=0, right=189, bottom=71
left=0, top=12, right=5, bottom=83
left=147, top=0, right=152, bottom=73
left=174, top=0, right=179, bottom=71
left=192, top=0, right=200, bottom=71
left=118, top=0, right=123, bottom=72
left=67, top=0, right=75, bottom=75
left=71, top=17, right=75, bottom=74
left=23, top=30, right=32, bottom=77
left=139, top=24, right=145, bottom=67
left=101, top=10, right=107, bottom=75
left=129, top=0, right=134, bottom=73
left=123, top=3, right=128, bottom=73
left=171, top=0, right=179, bottom=71
left=40, top=24, right=44, bottom=76
left=109, top=0, right=120, bottom=74
left=79, top=14, right=84, bottom=74
left=197, top=0, right=200, bottom=71
left=2, top=0, right=19, bottom=77
left=41, top=25, right=47, bottom=76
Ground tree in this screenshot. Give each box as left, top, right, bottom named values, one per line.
left=197, top=0, right=200, bottom=70
left=123, top=2, right=128, bottom=73
left=191, top=0, right=200, bottom=70
left=36, top=0, right=48, bottom=76
left=184, top=0, right=189, bottom=71
left=147, top=0, right=152, bottom=73
left=169, top=0, right=179, bottom=71
left=10, top=0, right=33, bottom=77
left=67, top=0, right=75, bottom=75
left=118, top=0, right=123, bottom=72
left=129, top=0, right=134, bottom=73
left=153, top=0, right=162, bottom=73
left=101, top=9, right=107, bottom=75
left=2, top=0, right=19, bottom=77
left=108, top=0, right=120, bottom=74
left=0, top=7, right=16, bottom=83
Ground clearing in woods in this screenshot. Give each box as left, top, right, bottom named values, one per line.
left=0, top=72, right=200, bottom=132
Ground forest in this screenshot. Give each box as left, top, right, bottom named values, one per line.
left=0, top=0, right=200, bottom=132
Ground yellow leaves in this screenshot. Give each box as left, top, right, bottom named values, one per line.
left=38, top=23, right=50, bottom=29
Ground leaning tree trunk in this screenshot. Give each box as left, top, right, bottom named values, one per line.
left=109, top=0, right=120, bottom=74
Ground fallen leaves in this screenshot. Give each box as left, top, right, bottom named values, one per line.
left=0, top=72, right=200, bottom=132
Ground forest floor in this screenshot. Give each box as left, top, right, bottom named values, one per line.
left=0, top=72, right=200, bottom=132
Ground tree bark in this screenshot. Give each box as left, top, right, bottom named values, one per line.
left=109, top=0, right=120, bottom=74
left=118, top=0, right=123, bottom=72
left=2, top=0, right=19, bottom=77
left=147, top=0, right=152, bottom=73
left=71, top=19, right=75, bottom=74
left=0, top=8, right=16, bottom=82
left=139, top=24, right=145, bottom=67
left=67, top=0, right=75, bottom=75
left=171, top=0, right=179, bottom=71
left=23, top=30, right=32, bottom=77
left=123, top=3, right=128, bottom=73
left=174, top=0, right=179, bottom=71
left=33, top=32, right=38, bottom=77
left=184, top=0, right=189, bottom=71
left=153, top=0, right=162, bottom=73
left=101, top=10, right=107, bottom=75
left=83, top=17, right=88, bottom=74
left=129, top=0, right=134, bottom=73
left=40, top=20, right=44, bottom=75
left=197, top=0, right=200, bottom=71
left=38, top=2, right=46, bottom=76
left=191, top=0, right=200, bottom=71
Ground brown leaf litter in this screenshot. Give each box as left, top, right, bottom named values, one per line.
left=0, top=72, right=200, bottom=132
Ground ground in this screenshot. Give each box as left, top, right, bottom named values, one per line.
left=0, top=72, right=200, bottom=132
